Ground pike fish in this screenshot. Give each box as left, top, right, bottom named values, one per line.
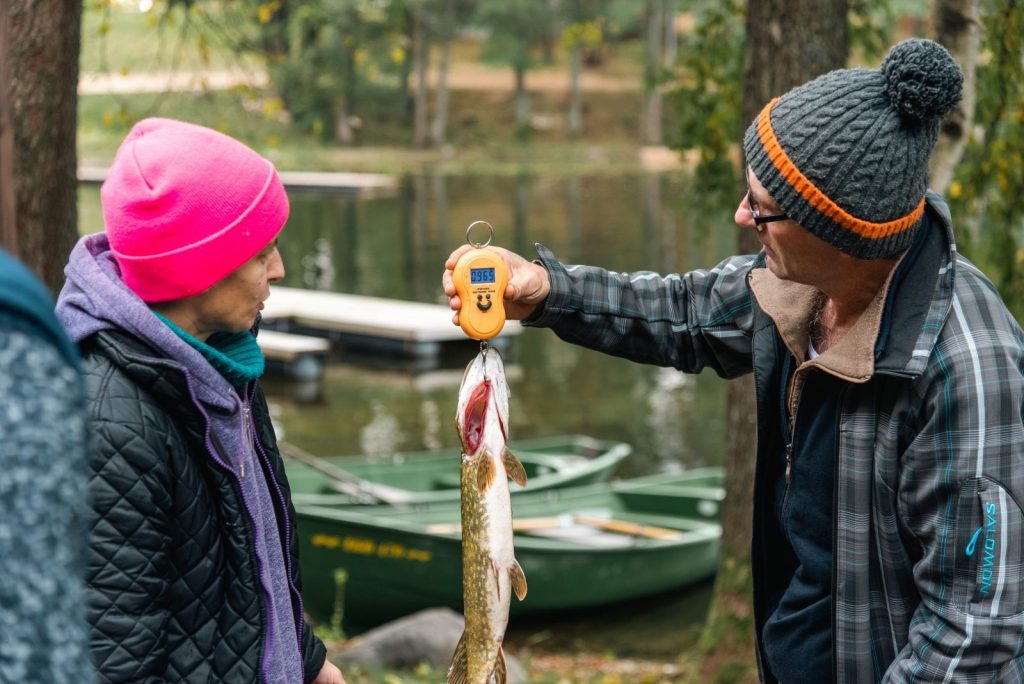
left=447, top=346, right=528, bottom=684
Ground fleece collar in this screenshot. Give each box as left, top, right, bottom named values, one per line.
left=749, top=263, right=897, bottom=384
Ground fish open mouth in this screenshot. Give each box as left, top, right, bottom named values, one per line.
left=461, top=380, right=491, bottom=454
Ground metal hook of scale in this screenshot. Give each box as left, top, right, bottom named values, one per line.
left=466, top=221, right=494, bottom=356
left=465, top=220, right=494, bottom=249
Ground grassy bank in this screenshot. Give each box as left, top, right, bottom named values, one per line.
left=78, top=82, right=664, bottom=177
left=78, top=5, right=675, bottom=177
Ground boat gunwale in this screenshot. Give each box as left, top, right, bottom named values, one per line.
left=288, top=435, right=634, bottom=506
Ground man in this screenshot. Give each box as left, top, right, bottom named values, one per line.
left=56, top=118, right=345, bottom=683
left=0, top=248, right=90, bottom=682
left=443, top=39, right=1024, bottom=682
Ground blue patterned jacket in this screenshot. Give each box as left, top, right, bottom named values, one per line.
left=524, top=193, right=1024, bottom=683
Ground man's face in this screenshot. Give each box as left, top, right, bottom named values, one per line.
left=190, top=237, right=285, bottom=338
left=735, top=169, right=847, bottom=285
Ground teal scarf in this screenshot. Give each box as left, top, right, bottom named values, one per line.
left=154, top=313, right=265, bottom=389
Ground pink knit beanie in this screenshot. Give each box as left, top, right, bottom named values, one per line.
left=101, top=118, right=289, bottom=302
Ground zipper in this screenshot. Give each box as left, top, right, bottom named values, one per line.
left=784, top=442, right=793, bottom=485
left=241, top=399, right=254, bottom=478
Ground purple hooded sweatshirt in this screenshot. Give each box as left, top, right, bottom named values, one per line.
left=56, top=233, right=304, bottom=683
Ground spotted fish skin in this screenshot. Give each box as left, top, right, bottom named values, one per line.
left=447, top=348, right=527, bottom=684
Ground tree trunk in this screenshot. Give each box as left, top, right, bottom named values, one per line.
left=410, top=8, right=429, bottom=149
left=0, top=0, right=17, bottom=258
left=334, top=46, right=356, bottom=145
left=514, top=64, right=529, bottom=135
left=3, top=0, right=81, bottom=293
left=695, top=1, right=848, bottom=680
left=568, top=43, right=583, bottom=138
left=429, top=0, right=455, bottom=148
left=929, top=0, right=979, bottom=194
left=663, top=0, right=678, bottom=68
left=643, top=0, right=663, bottom=145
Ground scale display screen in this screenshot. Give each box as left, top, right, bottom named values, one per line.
left=470, top=267, right=496, bottom=284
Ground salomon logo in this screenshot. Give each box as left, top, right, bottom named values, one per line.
left=964, top=502, right=999, bottom=596
left=965, top=527, right=983, bottom=556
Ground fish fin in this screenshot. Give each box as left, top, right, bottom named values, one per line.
left=446, top=630, right=468, bottom=684
left=476, top=449, right=497, bottom=492
left=503, top=447, right=528, bottom=487
left=509, top=558, right=528, bottom=601
left=490, top=556, right=503, bottom=597
left=494, top=646, right=508, bottom=684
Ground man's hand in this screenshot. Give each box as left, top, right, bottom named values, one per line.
left=311, top=660, right=346, bottom=684
left=442, top=244, right=550, bottom=325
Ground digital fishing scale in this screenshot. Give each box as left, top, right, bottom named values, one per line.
left=452, top=220, right=508, bottom=341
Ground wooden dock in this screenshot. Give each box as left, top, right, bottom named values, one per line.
left=261, top=286, right=522, bottom=363
left=257, top=329, right=330, bottom=381
left=78, top=166, right=398, bottom=198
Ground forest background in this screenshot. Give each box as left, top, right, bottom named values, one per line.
left=3, top=0, right=1023, bottom=682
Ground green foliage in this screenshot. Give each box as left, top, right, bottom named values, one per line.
left=669, top=0, right=899, bottom=200
left=599, top=0, right=649, bottom=40
left=248, top=0, right=409, bottom=140
left=847, top=0, right=923, bottom=63
left=81, top=1, right=261, bottom=78
left=667, top=0, right=743, bottom=199
left=945, top=0, right=1024, bottom=320
left=473, top=0, right=558, bottom=71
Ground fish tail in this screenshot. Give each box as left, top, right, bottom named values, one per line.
left=446, top=631, right=468, bottom=684
left=494, top=646, right=508, bottom=683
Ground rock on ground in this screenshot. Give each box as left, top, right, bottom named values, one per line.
left=328, top=607, right=527, bottom=682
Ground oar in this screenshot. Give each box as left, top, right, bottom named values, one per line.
left=572, top=515, right=684, bottom=540
left=278, top=441, right=413, bottom=506
left=427, top=515, right=684, bottom=539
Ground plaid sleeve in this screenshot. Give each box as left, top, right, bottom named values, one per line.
left=885, top=261, right=1024, bottom=682
left=524, top=244, right=758, bottom=378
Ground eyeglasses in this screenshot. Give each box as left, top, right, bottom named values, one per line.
left=745, top=185, right=788, bottom=226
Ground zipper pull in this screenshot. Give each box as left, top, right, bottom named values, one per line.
left=784, top=443, right=793, bottom=484
left=241, top=404, right=255, bottom=480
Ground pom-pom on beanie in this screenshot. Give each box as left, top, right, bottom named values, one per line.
left=101, top=118, right=289, bottom=302
left=742, top=38, right=963, bottom=260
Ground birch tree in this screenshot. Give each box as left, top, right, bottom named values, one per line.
left=930, top=0, right=980, bottom=193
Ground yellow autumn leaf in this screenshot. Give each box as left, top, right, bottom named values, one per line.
left=262, top=97, right=284, bottom=118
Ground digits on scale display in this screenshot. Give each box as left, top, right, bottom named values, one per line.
left=470, top=268, right=496, bottom=284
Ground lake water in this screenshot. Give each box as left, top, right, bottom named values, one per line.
left=79, top=169, right=739, bottom=659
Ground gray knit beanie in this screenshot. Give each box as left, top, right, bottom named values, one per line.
left=742, top=38, right=963, bottom=259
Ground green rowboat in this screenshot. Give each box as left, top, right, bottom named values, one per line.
left=294, top=467, right=724, bottom=630
left=282, top=434, right=632, bottom=506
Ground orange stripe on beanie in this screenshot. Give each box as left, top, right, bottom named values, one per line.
left=742, top=39, right=962, bottom=260
left=754, top=98, right=927, bottom=241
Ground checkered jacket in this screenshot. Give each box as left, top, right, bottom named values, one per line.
left=524, top=194, right=1024, bottom=682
